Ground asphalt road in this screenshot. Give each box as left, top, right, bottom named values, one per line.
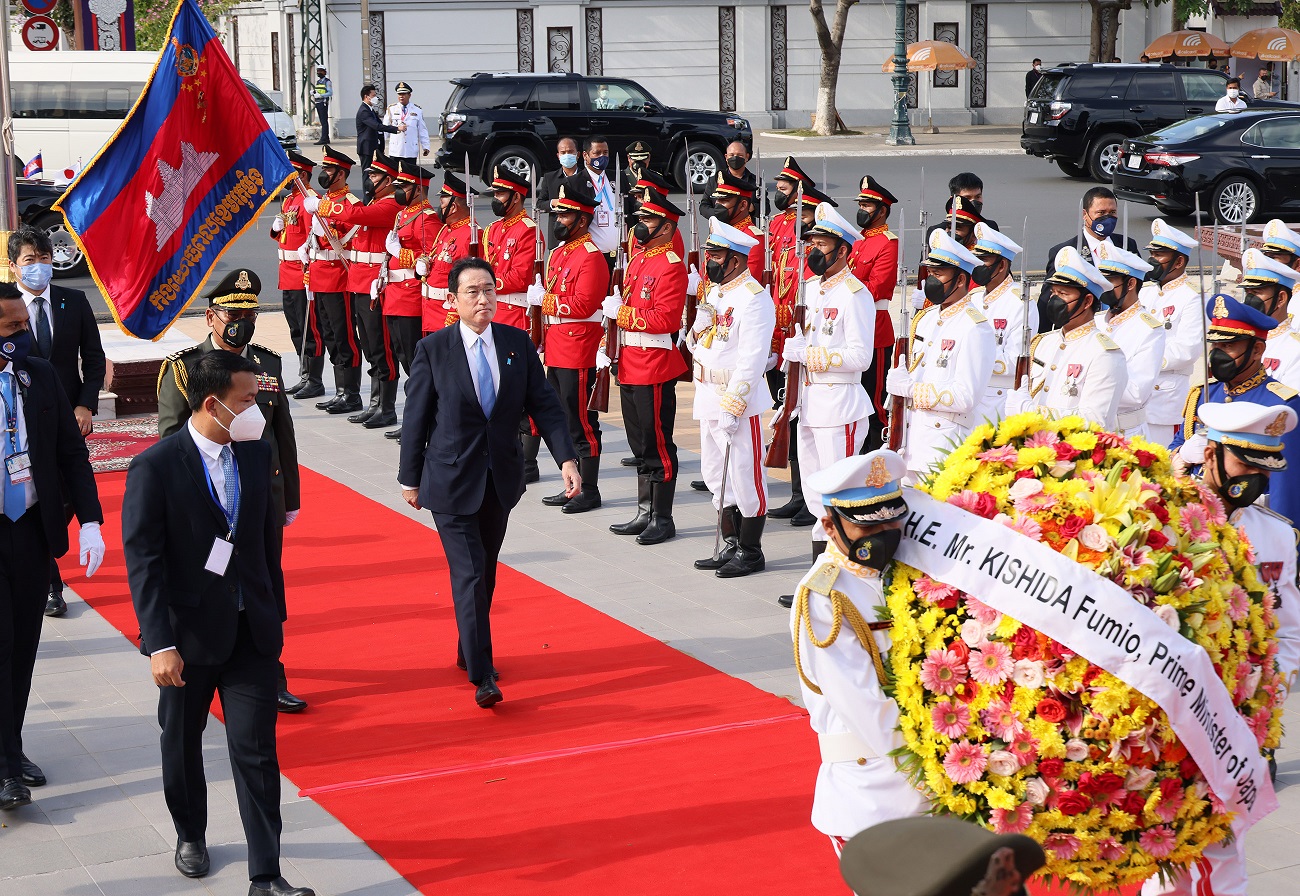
left=67, top=154, right=1180, bottom=322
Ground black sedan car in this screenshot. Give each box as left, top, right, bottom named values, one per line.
left=1113, top=109, right=1300, bottom=224
left=12, top=164, right=85, bottom=279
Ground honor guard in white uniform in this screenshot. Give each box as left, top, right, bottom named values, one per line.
left=1095, top=243, right=1165, bottom=440
left=1241, top=245, right=1300, bottom=390
left=1012, top=246, right=1127, bottom=429
left=969, top=223, right=1034, bottom=421
left=1138, top=220, right=1202, bottom=446
left=782, top=203, right=877, bottom=550
left=382, top=82, right=430, bottom=161
left=885, top=230, right=996, bottom=482
left=690, top=218, right=777, bottom=579
left=791, top=450, right=928, bottom=858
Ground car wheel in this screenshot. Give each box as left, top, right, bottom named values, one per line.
left=486, top=145, right=540, bottom=185
left=1212, top=177, right=1261, bottom=225
left=674, top=143, right=723, bottom=191
left=1086, top=134, right=1124, bottom=182
left=34, top=211, right=88, bottom=279
left=1056, top=158, right=1090, bottom=179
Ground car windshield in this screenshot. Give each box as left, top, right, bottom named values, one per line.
left=1147, top=116, right=1231, bottom=143
left=243, top=81, right=279, bottom=114
left=1030, top=73, right=1065, bottom=101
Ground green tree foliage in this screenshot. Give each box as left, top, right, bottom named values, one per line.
left=134, top=0, right=238, bottom=51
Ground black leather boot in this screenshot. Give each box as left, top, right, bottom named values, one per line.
left=521, top=434, right=541, bottom=483
left=562, top=457, right=602, bottom=513
left=364, top=380, right=399, bottom=428
left=348, top=378, right=381, bottom=424
left=328, top=368, right=364, bottom=414
left=637, top=480, right=677, bottom=545
left=316, top=365, right=346, bottom=410
left=769, top=428, right=804, bottom=519
left=778, top=540, right=829, bottom=608
left=291, top=356, right=325, bottom=399
left=717, top=515, right=766, bottom=578
left=610, top=476, right=652, bottom=535
left=695, top=506, right=740, bottom=569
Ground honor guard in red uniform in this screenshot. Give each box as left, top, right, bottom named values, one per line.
left=421, top=171, right=476, bottom=334
left=309, top=155, right=403, bottom=429
left=707, top=168, right=766, bottom=281
left=272, top=152, right=321, bottom=397
left=627, top=169, right=685, bottom=258
left=850, top=175, right=900, bottom=452
left=382, top=161, right=441, bottom=439
left=526, top=178, right=612, bottom=513
left=302, top=146, right=364, bottom=414
left=483, top=166, right=538, bottom=332
left=604, top=193, right=689, bottom=545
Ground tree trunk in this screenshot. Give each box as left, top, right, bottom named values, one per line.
left=809, top=0, right=857, bottom=136
left=1102, top=9, right=1120, bottom=63
left=1088, top=0, right=1103, bottom=63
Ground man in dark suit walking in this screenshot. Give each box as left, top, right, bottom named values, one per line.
left=6, top=226, right=106, bottom=619
left=1037, top=186, right=1141, bottom=333
left=122, top=352, right=312, bottom=896
left=355, top=85, right=399, bottom=201
left=399, top=257, right=580, bottom=708
left=0, top=283, right=104, bottom=811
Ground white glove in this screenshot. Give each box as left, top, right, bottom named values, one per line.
left=527, top=277, right=546, bottom=307
left=415, top=257, right=429, bottom=277
left=783, top=328, right=808, bottom=364
left=271, top=214, right=284, bottom=233
left=691, top=304, right=716, bottom=333
left=602, top=295, right=622, bottom=320
left=302, top=193, right=322, bottom=214
left=1007, top=385, right=1032, bottom=416
left=370, top=279, right=380, bottom=300
left=595, top=349, right=612, bottom=370
left=297, top=243, right=310, bottom=266
left=285, top=510, right=300, bottom=527
left=885, top=363, right=914, bottom=399
left=766, top=352, right=779, bottom=371
left=386, top=231, right=402, bottom=258
left=686, top=264, right=701, bottom=297
left=719, top=412, right=741, bottom=439
left=911, top=287, right=927, bottom=310
left=1178, top=433, right=1208, bottom=469
left=311, top=215, right=326, bottom=237
left=79, top=522, right=105, bottom=578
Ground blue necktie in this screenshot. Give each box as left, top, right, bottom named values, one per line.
left=1, top=373, right=24, bottom=522
left=475, top=337, right=495, bottom=418
left=219, top=445, right=242, bottom=610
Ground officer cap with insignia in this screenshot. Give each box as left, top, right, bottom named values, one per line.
left=703, top=216, right=759, bottom=255
left=1241, top=248, right=1299, bottom=293
left=805, top=449, right=908, bottom=525
left=205, top=269, right=261, bottom=310
left=945, top=195, right=983, bottom=225
left=1094, top=241, right=1152, bottom=280
left=799, top=183, right=837, bottom=208
left=287, top=150, right=315, bottom=175
left=712, top=168, right=757, bottom=201
left=637, top=193, right=684, bottom=222
left=1147, top=218, right=1197, bottom=257
left=927, top=229, right=983, bottom=276
left=320, top=146, right=356, bottom=173
left=440, top=170, right=477, bottom=199
left=552, top=177, right=599, bottom=215
left=1206, top=292, right=1276, bottom=342
left=396, top=160, right=434, bottom=188
left=1201, top=401, right=1297, bottom=472
left=840, top=816, right=1045, bottom=896
left=394, top=81, right=413, bottom=95
left=775, top=156, right=813, bottom=186
left=1261, top=218, right=1300, bottom=259
left=808, top=201, right=860, bottom=246
left=857, top=175, right=898, bottom=206
left=1048, top=245, right=1109, bottom=298
left=368, top=154, right=400, bottom=180
left=626, top=140, right=652, bottom=163
left=489, top=165, right=530, bottom=197
left=635, top=169, right=675, bottom=197
left=972, top=222, right=1022, bottom=263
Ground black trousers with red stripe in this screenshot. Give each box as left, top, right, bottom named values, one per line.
left=282, top=289, right=321, bottom=359
left=619, top=381, right=678, bottom=483
left=861, top=343, right=892, bottom=453
left=386, top=315, right=422, bottom=378
left=351, top=293, right=397, bottom=382
left=547, top=366, right=601, bottom=460
left=315, top=291, right=361, bottom=368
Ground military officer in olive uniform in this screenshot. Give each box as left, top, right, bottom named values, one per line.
left=155, top=270, right=308, bottom=714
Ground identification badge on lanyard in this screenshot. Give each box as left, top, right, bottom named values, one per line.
left=5, top=451, right=31, bottom=484
left=596, top=208, right=611, bottom=228
left=205, top=537, right=233, bottom=575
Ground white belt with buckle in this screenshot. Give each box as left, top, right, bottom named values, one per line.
left=312, top=248, right=339, bottom=262
left=622, top=332, right=673, bottom=350
left=497, top=292, right=528, bottom=308
left=543, top=310, right=604, bottom=325
left=1118, top=408, right=1147, bottom=430
left=278, top=248, right=303, bottom=262
left=350, top=250, right=386, bottom=264
left=422, top=285, right=449, bottom=302
left=388, top=268, right=417, bottom=282
left=818, top=731, right=877, bottom=764
left=693, top=361, right=732, bottom=386
left=874, top=299, right=890, bottom=311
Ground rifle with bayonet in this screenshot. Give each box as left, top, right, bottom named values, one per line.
left=888, top=172, right=926, bottom=452
left=764, top=179, right=805, bottom=469
left=756, top=144, right=772, bottom=290
left=678, top=141, right=701, bottom=381
left=589, top=156, right=625, bottom=413
left=294, top=178, right=350, bottom=272
left=528, top=164, right=545, bottom=347
left=465, top=152, right=482, bottom=258
left=1014, top=217, right=1032, bottom=389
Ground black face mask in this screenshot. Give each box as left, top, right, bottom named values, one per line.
left=317, top=171, right=335, bottom=190
left=856, top=207, right=879, bottom=229
left=807, top=247, right=840, bottom=277
left=1099, top=289, right=1122, bottom=310
left=1145, top=261, right=1167, bottom=283
left=220, top=317, right=255, bottom=349
left=924, top=274, right=959, bottom=304
left=726, top=156, right=747, bottom=171
left=799, top=224, right=815, bottom=240
left=705, top=257, right=730, bottom=284
left=773, top=191, right=791, bottom=212
left=971, top=264, right=994, bottom=287
left=393, top=186, right=412, bottom=206
left=552, top=220, right=572, bottom=242
left=832, top=517, right=902, bottom=573
left=435, top=200, right=452, bottom=223
left=701, top=199, right=730, bottom=223
left=1209, top=345, right=1253, bottom=384
left=969, top=199, right=984, bottom=217
left=1244, top=289, right=1286, bottom=320
left=1044, top=293, right=1076, bottom=329
left=632, top=220, right=656, bottom=244
left=1215, top=444, right=1268, bottom=509
left=490, top=198, right=509, bottom=218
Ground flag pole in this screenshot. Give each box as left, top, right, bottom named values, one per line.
left=0, top=0, right=21, bottom=280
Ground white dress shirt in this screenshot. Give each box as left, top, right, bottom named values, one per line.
left=1215, top=95, right=1247, bottom=113
left=21, top=286, right=54, bottom=343
left=586, top=168, right=619, bottom=254
left=0, top=360, right=36, bottom=516
left=460, top=321, right=500, bottom=400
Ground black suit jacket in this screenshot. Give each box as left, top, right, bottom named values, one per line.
left=1036, top=233, right=1142, bottom=331
left=123, top=429, right=285, bottom=665
left=11, top=356, right=102, bottom=556
left=355, top=102, right=398, bottom=157
left=398, top=323, right=577, bottom=515
left=38, top=285, right=106, bottom=411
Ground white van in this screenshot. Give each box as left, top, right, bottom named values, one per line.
left=10, top=49, right=297, bottom=177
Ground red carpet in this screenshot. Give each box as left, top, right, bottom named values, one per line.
left=85, top=415, right=159, bottom=473
left=70, top=469, right=845, bottom=894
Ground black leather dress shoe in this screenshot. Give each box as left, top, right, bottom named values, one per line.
left=276, top=690, right=308, bottom=713
left=18, top=754, right=45, bottom=787
left=384, top=427, right=402, bottom=440
left=620, top=455, right=638, bottom=466
left=541, top=490, right=570, bottom=506
left=777, top=594, right=794, bottom=609
left=690, top=480, right=709, bottom=492
left=292, top=382, right=326, bottom=400
left=790, top=506, right=817, bottom=527
left=175, top=839, right=210, bottom=877
left=248, top=876, right=315, bottom=896
left=475, top=678, right=502, bottom=708
left=44, top=592, right=67, bottom=617
left=0, top=777, right=31, bottom=810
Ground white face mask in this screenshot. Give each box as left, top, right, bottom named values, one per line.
left=1228, top=88, right=1240, bottom=99
left=215, top=398, right=266, bottom=442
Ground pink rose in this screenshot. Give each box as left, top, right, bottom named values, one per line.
left=1155, top=604, right=1180, bottom=630
left=1012, top=659, right=1045, bottom=689
left=1064, top=739, right=1089, bottom=761
left=988, top=750, right=1020, bottom=777
left=1124, top=768, right=1156, bottom=791
left=1024, top=777, right=1050, bottom=805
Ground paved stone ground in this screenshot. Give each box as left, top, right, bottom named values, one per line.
left=2, top=317, right=1296, bottom=894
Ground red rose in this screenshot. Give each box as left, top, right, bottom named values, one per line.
left=1151, top=502, right=1170, bottom=524
left=1122, top=791, right=1147, bottom=816
left=1083, top=666, right=1103, bottom=687
left=1014, top=469, right=1037, bottom=480
left=1092, top=447, right=1107, bottom=465
left=1120, top=467, right=1131, bottom=481
left=973, top=492, right=999, bottom=519
left=1159, top=778, right=1183, bottom=800
left=1145, top=529, right=1169, bottom=551
left=1060, top=515, right=1087, bottom=540
left=955, top=683, right=979, bottom=704
left=1179, top=757, right=1200, bottom=780
left=1135, top=450, right=1157, bottom=468
left=949, top=640, right=971, bottom=667
left=1011, top=626, right=1040, bottom=660
left=1054, top=442, right=1080, bottom=461
left=1038, top=758, right=1065, bottom=778
left=1079, top=772, right=1123, bottom=795
left=1036, top=697, right=1067, bottom=723
left=1056, top=790, right=1092, bottom=816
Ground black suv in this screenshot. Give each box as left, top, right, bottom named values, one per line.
left=11, top=162, right=85, bottom=278
left=1021, top=63, right=1290, bottom=182
left=435, top=72, right=752, bottom=189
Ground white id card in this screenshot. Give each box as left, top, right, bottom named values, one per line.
left=5, top=451, right=31, bottom=484
left=596, top=209, right=611, bottom=228
left=205, top=537, right=234, bottom=575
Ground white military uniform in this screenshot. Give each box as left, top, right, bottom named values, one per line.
left=1019, top=322, right=1127, bottom=428
left=1139, top=220, right=1204, bottom=446
left=974, top=277, right=1035, bottom=421
left=1095, top=303, right=1166, bottom=439
left=382, top=101, right=430, bottom=159
left=1237, top=504, right=1300, bottom=689
left=1265, top=316, right=1300, bottom=389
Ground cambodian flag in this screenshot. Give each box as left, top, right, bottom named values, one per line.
left=22, top=153, right=42, bottom=178
left=54, top=0, right=291, bottom=340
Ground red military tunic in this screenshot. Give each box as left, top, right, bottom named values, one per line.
left=315, top=194, right=401, bottom=294
left=742, top=221, right=767, bottom=283
left=615, top=244, right=690, bottom=385
left=850, top=224, right=900, bottom=350
left=483, top=211, right=538, bottom=332
left=542, top=234, right=611, bottom=369
left=629, top=228, right=684, bottom=259
left=385, top=201, right=439, bottom=319
left=306, top=185, right=358, bottom=293
left=273, top=190, right=313, bottom=290
left=769, top=207, right=809, bottom=358
left=421, top=218, right=473, bottom=333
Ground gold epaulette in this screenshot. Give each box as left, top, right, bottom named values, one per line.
left=804, top=561, right=841, bottom=596
left=966, top=305, right=987, bottom=324
left=523, top=217, right=537, bottom=229
left=1268, top=381, right=1299, bottom=400
left=745, top=279, right=763, bottom=294
left=1139, top=311, right=1162, bottom=329
left=666, top=251, right=681, bottom=264
left=584, top=241, right=599, bottom=253
left=158, top=348, right=197, bottom=401
left=1097, top=333, right=1120, bottom=351
left=885, top=230, right=898, bottom=241
left=846, top=276, right=865, bottom=293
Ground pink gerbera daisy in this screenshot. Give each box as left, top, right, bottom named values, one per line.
left=920, top=648, right=969, bottom=695
left=1010, top=731, right=1039, bottom=767
left=931, top=700, right=971, bottom=739
left=942, top=740, right=988, bottom=784
left=1097, top=837, right=1125, bottom=862
left=1024, top=430, right=1060, bottom=448
left=1227, top=587, right=1249, bottom=622
left=977, top=446, right=1019, bottom=465
left=990, top=802, right=1033, bottom=834
left=1043, top=833, right=1080, bottom=860
left=970, top=642, right=1014, bottom=685
left=1138, top=825, right=1177, bottom=859
left=980, top=700, right=1024, bottom=740
left=1005, top=513, right=1044, bottom=541
left=965, top=597, right=1001, bottom=626
left=1178, top=504, right=1211, bottom=541
left=1194, top=485, right=1228, bottom=525
left=914, top=578, right=961, bottom=606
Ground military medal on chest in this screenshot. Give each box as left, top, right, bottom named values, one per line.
left=1163, top=305, right=1175, bottom=329
left=1066, top=363, right=1083, bottom=397
left=284, top=208, right=299, bottom=226
left=821, top=306, right=838, bottom=337
left=504, top=237, right=515, bottom=261
left=993, top=319, right=1007, bottom=346
left=641, top=275, right=656, bottom=302
left=936, top=339, right=955, bottom=368
left=716, top=307, right=734, bottom=342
